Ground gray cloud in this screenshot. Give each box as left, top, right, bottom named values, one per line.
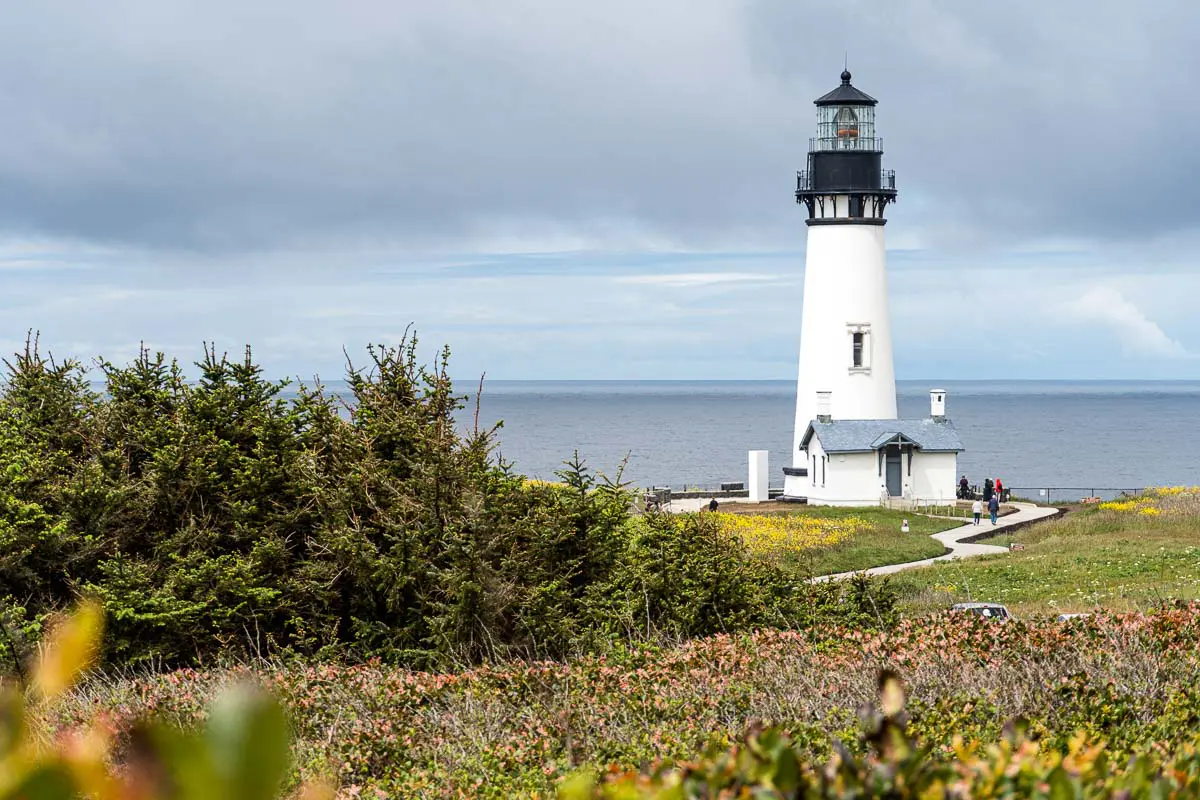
left=0, top=1, right=1197, bottom=256
left=749, top=0, right=1200, bottom=246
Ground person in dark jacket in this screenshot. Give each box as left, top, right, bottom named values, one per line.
left=983, top=478, right=994, bottom=503
left=708, top=498, right=719, bottom=512
left=958, top=475, right=970, bottom=499
left=988, top=493, right=1000, bottom=525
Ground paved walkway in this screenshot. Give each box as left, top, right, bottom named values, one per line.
left=812, top=501, right=1060, bottom=582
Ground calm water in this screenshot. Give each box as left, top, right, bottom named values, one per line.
left=463, top=381, right=1200, bottom=497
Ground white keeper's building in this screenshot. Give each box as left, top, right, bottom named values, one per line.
left=781, top=71, right=964, bottom=506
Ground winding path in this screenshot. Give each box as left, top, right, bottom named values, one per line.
left=812, top=501, right=1060, bottom=582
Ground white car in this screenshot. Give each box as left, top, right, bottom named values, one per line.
left=951, top=602, right=1013, bottom=622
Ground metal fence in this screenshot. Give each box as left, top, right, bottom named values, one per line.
left=1006, top=487, right=1145, bottom=504
left=647, top=483, right=786, bottom=494
left=646, top=484, right=1149, bottom=506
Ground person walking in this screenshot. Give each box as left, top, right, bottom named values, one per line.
left=972, top=498, right=983, bottom=525
left=988, top=493, right=1000, bottom=526
left=708, top=498, right=719, bottom=512
left=995, top=477, right=1004, bottom=502
left=983, top=478, right=994, bottom=503
left=959, top=475, right=970, bottom=499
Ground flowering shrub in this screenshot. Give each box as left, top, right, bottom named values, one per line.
left=1097, top=498, right=1143, bottom=512
left=714, top=512, right=871, bottom=560
left=523, top=478, right=566, bottom=488
left=1100, top=486, right=1200, bottom=514
left=29, top=603, right=1200, bottom=797
left=570, top=671, right=1200, bottom=799
left=0, top=603, right=332, bottom=800
left=1146, top=486, right=1200, bottom=497
left=22, top=604, right=1200, bottom=798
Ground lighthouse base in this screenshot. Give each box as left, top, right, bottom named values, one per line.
left=781, top=466, right=809, bottom=502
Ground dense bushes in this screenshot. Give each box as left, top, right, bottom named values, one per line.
left=0, top=334, right=892, bottom=669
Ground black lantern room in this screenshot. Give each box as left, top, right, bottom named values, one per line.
left=795, top=70, right=897, bottom=223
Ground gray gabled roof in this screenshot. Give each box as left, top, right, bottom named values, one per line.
left=800, top=418, right=965, bottom=453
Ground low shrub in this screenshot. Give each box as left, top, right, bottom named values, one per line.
left=23, top=604, right=1200, bottom=797
left=0, top=603, right=330, bottom=800
left=571, top=671, right=1200, bottom=799
left=19, top=607, right=1200, bottom=799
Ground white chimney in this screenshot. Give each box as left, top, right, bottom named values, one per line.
left=816, top=390, right=832, bottom=422
left=930, top=389, right=946, bottom=420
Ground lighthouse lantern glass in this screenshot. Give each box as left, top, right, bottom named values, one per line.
left=816, top=104, right=876, bottom=151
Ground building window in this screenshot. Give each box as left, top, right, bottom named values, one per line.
left=821, top=456, right=826, bottom=486
left=848, top=195, right=863, bottom=218
left=848, top=324, right=871, bottom=373
left=811, top=455, right=816, bottom=485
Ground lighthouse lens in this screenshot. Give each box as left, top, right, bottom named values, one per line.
left=815, top=104, right=876, bottom=152
left=835, top=106, right=859, bottom=140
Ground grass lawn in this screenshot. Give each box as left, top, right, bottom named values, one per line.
left=889, top=501, right=1200, bottom=616
left=721, top=502, right=960, bottom=576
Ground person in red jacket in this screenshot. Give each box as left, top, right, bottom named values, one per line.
left=995, top=478, right=1004, bottom=502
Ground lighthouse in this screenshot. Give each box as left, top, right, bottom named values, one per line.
left=781, top=71, right=963, bottom=505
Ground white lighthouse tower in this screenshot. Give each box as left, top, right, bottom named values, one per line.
left=782, top=71, right=963, bottom=505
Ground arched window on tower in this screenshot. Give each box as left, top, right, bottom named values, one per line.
left=835, top=106, right=859, bottom=149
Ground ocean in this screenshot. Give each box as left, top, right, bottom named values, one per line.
left=464, top=380, right=1200, bottom=500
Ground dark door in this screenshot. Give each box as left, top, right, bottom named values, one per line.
left=885, top=447, right=902, bottom=497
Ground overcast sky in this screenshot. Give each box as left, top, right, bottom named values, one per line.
left=1, top=0, right=1199, bottom=381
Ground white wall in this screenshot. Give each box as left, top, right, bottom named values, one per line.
left=790, top=218, right=897, bottom=467
left=802, top=437, right=885, bottom=506
left=799, top=444, right=959, bottom=507
left=783, top=469, right=807, bottom=499
left=748, top=450, right=769, bottom=503
left=908, top=451, right=958, bottom=505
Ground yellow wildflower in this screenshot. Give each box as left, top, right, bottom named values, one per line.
left=714, top=512, right=870, bottom=559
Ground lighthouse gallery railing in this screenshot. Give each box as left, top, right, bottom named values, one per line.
left=796, top=169, right=896, bottom=193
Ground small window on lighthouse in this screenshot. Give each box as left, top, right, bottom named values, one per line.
left=852, top=332, right=864, bottom=368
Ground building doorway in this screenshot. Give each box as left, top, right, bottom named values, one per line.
left=885, top=446, right=902, bottom=497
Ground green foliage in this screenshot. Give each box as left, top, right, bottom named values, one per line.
left=0, top=602, right=331, bottom=800
left=0, top=332, right=889, bottom=669
left=568, top=670, right=1200, bottom=799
